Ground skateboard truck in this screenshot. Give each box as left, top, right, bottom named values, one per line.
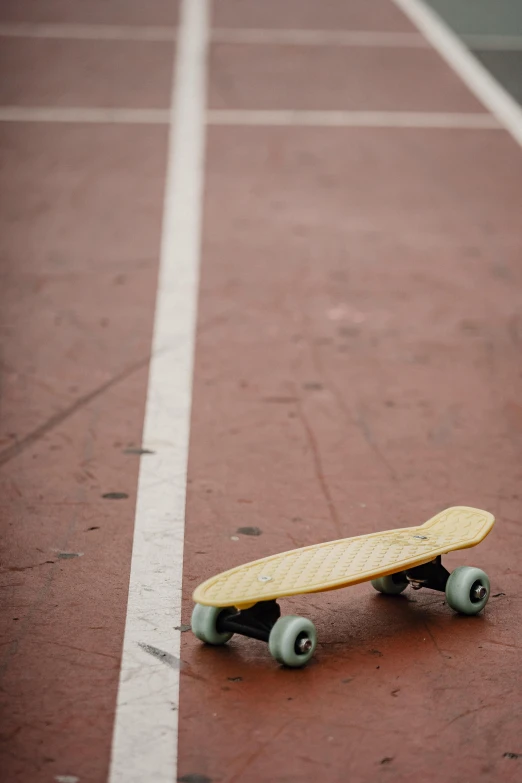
left=403, top=555, right=450, bottom=591
left=402, top=557, right=488, bottom=601
left=217, top=603, right=314, bottom=655
left=217, top=601, right=281, bottom=643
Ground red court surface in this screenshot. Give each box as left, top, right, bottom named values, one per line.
left=1, top=1, right=521, bottom=782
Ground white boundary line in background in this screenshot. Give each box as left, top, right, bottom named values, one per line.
left=0, top=106, right=500, bottom=129
left=0, top=106, right=171, bottom=123
left=462, top=34, right=522, bottom=51
left=1, top=21, right=522, bottom=51
left=207, top=109, right=500, bottom=129
left=0, top=22, right=426, bottom=46
left=210, top=28, right=427, bottom=46
left=0, top=22, right=176, bottom=40
left=391, top=0, right=522, bottom=148
left=108, top=1, right=209, bottom=781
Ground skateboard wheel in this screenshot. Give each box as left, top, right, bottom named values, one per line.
left=191, top=604, right=236, bottom=645
left=268, top=616, right=317, bottom=668
left=371, top=574, right=408, bottom=595
left=445, top=566, right=490, bottom=615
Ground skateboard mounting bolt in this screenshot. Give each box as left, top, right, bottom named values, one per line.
left=296, top=637, right=313, bottom=654
left=472, top=584, right=487, bottom=600
left=413, top=535, right=428, bottom=540
left=258, top=575, right=273, bottom=583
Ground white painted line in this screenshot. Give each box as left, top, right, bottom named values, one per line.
left=0, top=107, right=501, bottom=129
left=0, top=106, right=170, bottom=124
left=2, top=21, right=521, bottom=53
left=391, top=0, right=522, bottom=148
left=108, top=1, right=208, bottom=781
left=462, top=34, right=522, bottom=52
left=211, top=28, right=428, bottom=47
left=0, top=22, right=176, bottom=40
left=0, top=22, right=427, bottom=47
left=207, top=109, right=501, bottom=129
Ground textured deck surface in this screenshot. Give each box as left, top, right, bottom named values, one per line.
left=193, top=506, right=495, bottom=607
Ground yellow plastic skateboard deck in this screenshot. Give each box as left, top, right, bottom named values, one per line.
left=193, top=506, right=494, bottom=609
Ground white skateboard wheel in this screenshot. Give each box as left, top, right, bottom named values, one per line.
left=268, top=615, right=317, bottom=668
left=371, top=574, right=408, bottom=595
left=191, top=604, right=235, bottom=645
left=445, top=566, right=490, bottom=615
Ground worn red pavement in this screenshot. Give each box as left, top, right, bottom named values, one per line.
left=1, top=1, right=521, bottom=782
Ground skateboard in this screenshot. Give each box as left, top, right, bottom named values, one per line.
left=191, top=506, right=495, bottom=667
